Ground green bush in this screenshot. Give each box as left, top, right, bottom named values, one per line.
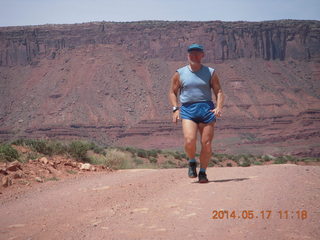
left=11, top=138, right=106, bottom=158
left=105, top=149, right=131, bottom=169
left=0, top=144, right=19, bottom=162
left=149, top=157, right=158, bottom=164
left=25, top=139, right=53, bottom=155
left=25, top=152, right=41, bottom=161
left=148, top=149, right=158, bottom=158
left=133, top=157, right=144, bottom=165
left=68, top=141, right=91, bottom=162
left=208, top=161, right=215, bottom=167
left=122, top=146, right=138, bottom=156
left=274, top=157, right=288, bottom=164
left=161, top=160, right=177, bottom=168
left=261, top=154, right=275, bottom=161
left=11, top=138, right=66, bottom=156
left=87, top=154, right=108, bottom=165
left=173, top=152, right=182, bottom=160
left=137, top=149, right=148, bottom=158
left=47, top=141, right=68, bottom=155
left=239, top=157, right=251, bottom=167
left=85, top=142, right=107, bottom=155
left=253, top=161, right=263, bottom=165
left=180, top=152, right=187, bottom=159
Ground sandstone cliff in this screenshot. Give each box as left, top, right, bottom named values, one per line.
left=1, top=20, right=319, bottom=66
left=0, top=20, right=319, bottom=157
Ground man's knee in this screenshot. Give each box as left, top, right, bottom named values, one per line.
left=201, top=140, right=212, bottom=153
left=184, top=137, right=196, bottom=148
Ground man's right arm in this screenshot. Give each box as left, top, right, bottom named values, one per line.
left=168, top=72, right=181, bottom=123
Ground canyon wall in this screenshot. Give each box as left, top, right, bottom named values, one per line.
left=0, top=20, right=319, bottom=156
left=0, top=20, right=319, bottom=66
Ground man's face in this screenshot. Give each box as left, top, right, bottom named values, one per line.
left=188, top=50, right=204, bottom=64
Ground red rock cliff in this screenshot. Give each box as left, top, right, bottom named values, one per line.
left=0, top=20, right=319, bottom=66
left=0, top=20, right=319, bottom=157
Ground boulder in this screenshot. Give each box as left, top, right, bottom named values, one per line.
left=79, top=163, right=91, bottom=171
left=6, top=161, right=22, bottom=172
left=39, top=157, right=49, bottom=164
left=2, top=176, right=12, bottom=187
left=35, top=177, right=43, bottom=183
left=13, top=172, right=23, bottom=179
left=0, top=168, right=8, bottom=175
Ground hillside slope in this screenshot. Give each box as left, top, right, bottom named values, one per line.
left=0, top=20, right=319, bottom=156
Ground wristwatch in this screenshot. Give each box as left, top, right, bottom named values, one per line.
left=172, top=106, right=180, bottom=112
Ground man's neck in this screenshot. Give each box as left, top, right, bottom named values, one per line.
left=189, top=63, right=202, bottom=72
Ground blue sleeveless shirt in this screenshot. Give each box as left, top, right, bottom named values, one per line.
left=177, top=65, right=215, bottom=104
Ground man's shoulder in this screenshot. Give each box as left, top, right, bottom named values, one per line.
left=202, top=65, right=214, bottom=71
left=176, top=65, right=189, bottom=73
left=201, top=65, right=215, bottom=76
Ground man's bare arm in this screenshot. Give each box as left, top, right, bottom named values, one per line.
left=211, top=72, right=224, bottom=117
left=168, top=72, right=181, bottom=123
left=168, top=72, right=181, bottom=107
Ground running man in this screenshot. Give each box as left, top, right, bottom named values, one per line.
left=168, top=43, right=225, bottom=183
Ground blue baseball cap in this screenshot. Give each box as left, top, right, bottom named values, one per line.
left=187, top=43, right=204, bottom=52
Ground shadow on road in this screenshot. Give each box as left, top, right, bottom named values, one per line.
left=192, top=177, right=250, bottom=184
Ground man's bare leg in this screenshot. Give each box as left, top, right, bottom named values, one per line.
left=182, top=119, right=199, bottom=178
left=198, top=121, right=215, bottom=170
left=182, top=119, right=198, bottom=159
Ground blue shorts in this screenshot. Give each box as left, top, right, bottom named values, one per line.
left=180, top=101, right=216, bottom=124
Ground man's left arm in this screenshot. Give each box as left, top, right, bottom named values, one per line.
left=211, top=72, right=224, bottom=117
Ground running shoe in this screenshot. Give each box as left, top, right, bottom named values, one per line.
left=188, top=162, right=197, bottom=178
left=198, top=171, right=209, bottom=183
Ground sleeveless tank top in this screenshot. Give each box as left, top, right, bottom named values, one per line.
left=177, top=65, right=215, bottom=104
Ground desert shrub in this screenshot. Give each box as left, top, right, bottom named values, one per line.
left=137, top=149, right=148, bottom=158
left=274, top=156, right=288, bottom=164
left=261, top=154, right=275, bottom=161
left=105, top=149, right=132, bottom=169
left=122, top=146, right=138, bottom=156
left=0, top=144, right=19, bottom=162
left=239, top=156, right=251, bottom=167
left=215, top=153, right=228, bottom=161
left=91, top=144, right=106, bottom=155
left=67, top=140, right=91, bottom=162
left=133, top=157, right=144, bottom=165
left=11, top=139, right=64, bottom=156
left=149, top=157, right=157, bottom=164
left=47, top=141, right=68, bottom=155
left=208, top=161, right=215, bottom=167
left=173, top=151, right=183, bottom=160
left=26, top=139, right=53, bottom=155
left=25, top=152, right=41, bottom=161
left=253, top=161, right=263, bottom=165
left=180, top=152, right=187, bottom=159
left=11, top=138, right=28, bottom=146
left=283, top=155, right=298, bottom=162
left=148, top=149, right=158, bottom=158
left=161, top=160, right=177, bottom=168
left=87, top=154, right=108, bottom=165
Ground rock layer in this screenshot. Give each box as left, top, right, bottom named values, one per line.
left=0, top=20, right=319, bottom=67
left=0, top=20, right=319, bottom=156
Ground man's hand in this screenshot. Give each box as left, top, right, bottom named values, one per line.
left=172, top=110, right=180, bottom=124
left=211, top=108, right=222, bottom=118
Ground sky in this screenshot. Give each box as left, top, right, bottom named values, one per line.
left=0, top=0, right=319, bottom=27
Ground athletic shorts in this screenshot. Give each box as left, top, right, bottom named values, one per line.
left=180, top=101, right=216, bottom=124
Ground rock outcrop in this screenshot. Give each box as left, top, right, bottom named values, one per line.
left=0, top=20, right=319, bottom=157
left=0, top=20, right=319, bottom=66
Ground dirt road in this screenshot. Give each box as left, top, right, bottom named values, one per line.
left=0, top=164, right=319, bottom=240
